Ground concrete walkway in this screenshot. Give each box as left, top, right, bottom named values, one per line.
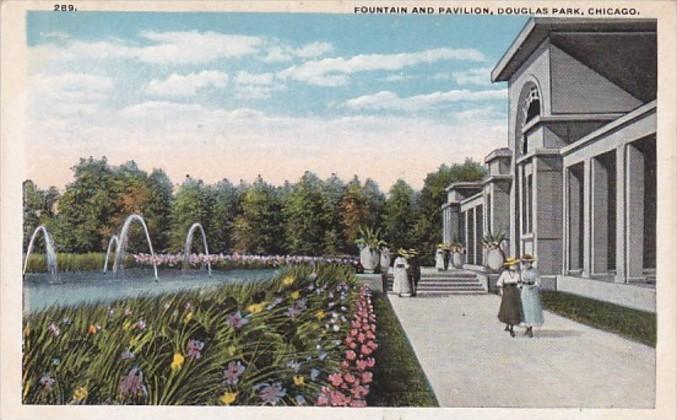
left=387, top=293, right=655, bottom=408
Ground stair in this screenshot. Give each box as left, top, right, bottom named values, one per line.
left=385, top=269, right=486, bottom=295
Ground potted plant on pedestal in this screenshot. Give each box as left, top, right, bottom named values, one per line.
left=482, top=230, right=507, bottom=272
left=355, top=226, right=386, bottom=274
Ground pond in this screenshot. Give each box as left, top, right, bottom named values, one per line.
left=23, top=268, right=277, bottom=313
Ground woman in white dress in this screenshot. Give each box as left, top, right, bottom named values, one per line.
left=392, top=249, right=412, bottom=297
left=435, top=248, right=446, bottom=271
left=519, top=254, right=544, bottom=337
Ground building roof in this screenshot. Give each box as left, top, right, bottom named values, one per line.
left=491, top=18, right=657, bottom=82
left=484, top=147, right=511, bottom=163
left=444, top=181, right=483, bottom=193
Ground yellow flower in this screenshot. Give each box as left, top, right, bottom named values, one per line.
left=293, top=375, right=305, bottom=387
left=184, top=312, right=193, bottom=323
left=314, top=310, right=326, bottom=320
left=87, top=324, right=97, bottom=335
left=227, top=345, right=237, bottom=357
left=282, top=276, right=295, bottom=286
left=170, top=352, right=185, bottom=371
left=72, top=386, right=88, bottom=402
left=290, top=291, right=301, bottom=300
left=122, top=320, right=133, bottom=331
left=246, top=303, right=265, bottom=314
left=220, top=391, right=238, bottom=405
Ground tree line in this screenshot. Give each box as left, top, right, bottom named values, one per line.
left=23, top=156, right=485, bottom=264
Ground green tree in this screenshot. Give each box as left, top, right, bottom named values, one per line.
left=412, top=158, right=486, bottom=264
left=208, top=179, right=241, bottom=253
left=168, top=176, right=213, bottom=252
left=282, top=171, right=326, bottom=255
left=57, top=157, right=117, bottom=252
left=321, top=173, right=345, bottom=254
left=23, top=180, right=60, bottom=251
left=382, top=179, right=417, bottom=251
left=232, top=176, right=284, bottom=254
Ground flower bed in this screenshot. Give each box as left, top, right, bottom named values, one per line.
left=133, top=253, right=360, bottom=270
left=22, top=264, right=376, bottom=406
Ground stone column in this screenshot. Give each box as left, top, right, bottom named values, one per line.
left=582, top=159, right=592, bottom=278
left=626, top=143, right=645, bottom=279
left=615, top=145, right=626, bottom=283
left=591, top=158, right=609, bottom=274
left=449, top=204, right=460, bottom=243
left=465, top=210, right=471, bottom=264
left=567, top=167, right=583, bottom=272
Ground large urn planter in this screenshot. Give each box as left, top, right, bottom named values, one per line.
left=485, top=248, right=505, bottom=272
left=451, top=251, right=465, bottom=268
left=359, top=246, right=380, bottom=274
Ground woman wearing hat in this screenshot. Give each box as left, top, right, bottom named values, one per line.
left=392, top=249, right=412, bottom=297
left=519, top=254, right=544, bottom=337
left=496, top=257, right=523, bottom=337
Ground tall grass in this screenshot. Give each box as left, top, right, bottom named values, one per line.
left=24, top=253, right=131, bottom=273
left=23, top=264, right=359, bottom=406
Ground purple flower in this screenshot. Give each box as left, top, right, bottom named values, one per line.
left=48, top=323, right=60, bottom=337
left=52, top=358, right=60, bottom=366
left=227, top=311, right=249, bottom=329
left=253, top=382, right=287, bottom=406
left=295, top=394, right=307, bottom=406
left=118, top=367, right=148, bottom=398
left=134, top=319, right=147, bottom=331
left=187, top=339, right=204, bottom=360
left=287, top=306, right=302, bottom=319
left=120, top=349, right=135, bottom=360
left=310, top=368, right=320, bottom=381
left=40, top=374, right=55, bottom=391
left=224, top=361, right=245, bottom=385
left=123, top=308, right=133, bottom=317
left=286, top=360, right=301, bottom=372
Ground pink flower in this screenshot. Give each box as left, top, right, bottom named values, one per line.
left=365, top=357, right=375, bottom=368
left=343, top=373, right=355, bottom=384
left=351, top=384, right=369, bottom=398
left=341, top=361, right=349, bottom=369
left=361, top=372, right=373, bottom=384
left=316, top=393, right=329, bottom=406
left=350, top=398, right=367, bottom=407
left=345, top=350, right=356, bottom=360
left=360, top=345, right=373, bottom=356
left=350, top=328, right=358, bottom=337
left=357, top=333, right=366, bottom=343
left=328, top=372, right=343, bottom=387
left=367, top=340, right=378, bottom=350
left=329, top=390, right=350, bottom=406
left=348, top=341, right=357, bottom=349
left=356, top=359, right=368, bottom=371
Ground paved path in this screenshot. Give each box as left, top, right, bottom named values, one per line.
left=387, top=293, right=655, bottom=408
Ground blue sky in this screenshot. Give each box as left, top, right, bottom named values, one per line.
left=26, top=12, right=527, bottom=189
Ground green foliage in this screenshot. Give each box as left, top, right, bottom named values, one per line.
left=168, top=177, right=212, bottom=252
left=282, top=172, right=327, bottom=255
left=367, top=292, right=438, bottom=407
left=23, top=264, right=359, bottom=405
left=381, top=180, right=417, bottom=251
left=540, top=291, right=656, bottom=347
left=24, top=253, right=136, bottom=273
left=207, top=180, right=242, bottom=254
left=232, top=176, right=285, bottom=254
left=481, top=230, right=506, bottom=250
left=355, top=226, right=386, bottom=250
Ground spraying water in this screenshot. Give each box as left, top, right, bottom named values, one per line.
left=103, top=235, right=119, bottom=273
left=23, top=225, right=58, bottom=283
left=183, top=222, right=212, bottom=277
left=112, top=214, right=158, bottom=281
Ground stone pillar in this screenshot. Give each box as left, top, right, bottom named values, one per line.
left=567, top=167, right=583, bottom=271
left=465, top=210, right=471, bottom=264
left=442, top=207, right=449, bottom=243
left=449, top=204, right=460, bottom=243
left=582, top=159, right=592, bottom=278
left=626, top=143, right=645, bottom=279
left=591, top=158, right=609, bottom=274
left=517, top=164, right=524, bottom=250
left=615, top=146, right=626, bottom=283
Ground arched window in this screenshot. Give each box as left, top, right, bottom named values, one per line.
left=523, top=86, right=541, bottom=123
left=515, top=82, right=542, bottom=156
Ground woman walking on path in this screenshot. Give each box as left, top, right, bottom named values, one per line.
left=392, top=249, right=412, bottom=297
left=496, top=257, right=523, bottom=337
left=435, top=247, right=446, bottom=271
left=519, top=254, right=544, bottom=337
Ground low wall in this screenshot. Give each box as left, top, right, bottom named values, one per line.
left=557, top=275, right=656, bottom=313
left=356, top=273, right=384, bottom=293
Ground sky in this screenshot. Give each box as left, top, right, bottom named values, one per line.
left=25, top=12, right=528, bottom=190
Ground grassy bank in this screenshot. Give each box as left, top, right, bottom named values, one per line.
left=25, top=253, right=126, bottom=273
left=367, top=291, right=438, bottom=407
left=23, top=264, right=360, bottom=405
left=540, top=290, right=656, bottom=347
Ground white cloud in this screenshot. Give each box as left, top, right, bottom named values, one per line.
left=278, top=48, right=485, bottom=86
left=451, top=67, right=493, bottom=85
left=343, top=89, right=507, bottom=112
left=29, top=73, right=114, bottom=116
left=137, top=31, right=264, bottom=64
left=234, top=71, right=274, bottom=85
left=262, top=41, right=335, bottom=63
left=380, top=73, right=416, bottom=82
left=144, top=71, right=229, bottom=96
left=26, top=100, right=506, bottom=190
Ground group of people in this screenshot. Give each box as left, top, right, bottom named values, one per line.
left=496, top=254, right=544, bottom=338
left=388, top=248, right=421, bottom=297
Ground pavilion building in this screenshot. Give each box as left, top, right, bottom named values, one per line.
left=441, top=18, right=657, bottom=312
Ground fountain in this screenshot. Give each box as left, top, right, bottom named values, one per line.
left=112, top=214, right=158, bottom=281
left=23, top=225, right=58, bottom=283
left=102, top=235, right=119, bottom=273
left=183, top=222, right=212, bottom=277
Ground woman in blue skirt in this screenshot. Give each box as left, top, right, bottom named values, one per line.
left=519, top=254, right=544, bottom=337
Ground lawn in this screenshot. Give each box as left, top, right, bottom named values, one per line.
left=540, top=290, right=656, bottom=347
left=23, top=264, right=378, bottom=406
left=367, top=291, right=438, bottom=407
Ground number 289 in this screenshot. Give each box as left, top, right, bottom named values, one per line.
left=54, top=4, right=77, bottom=11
